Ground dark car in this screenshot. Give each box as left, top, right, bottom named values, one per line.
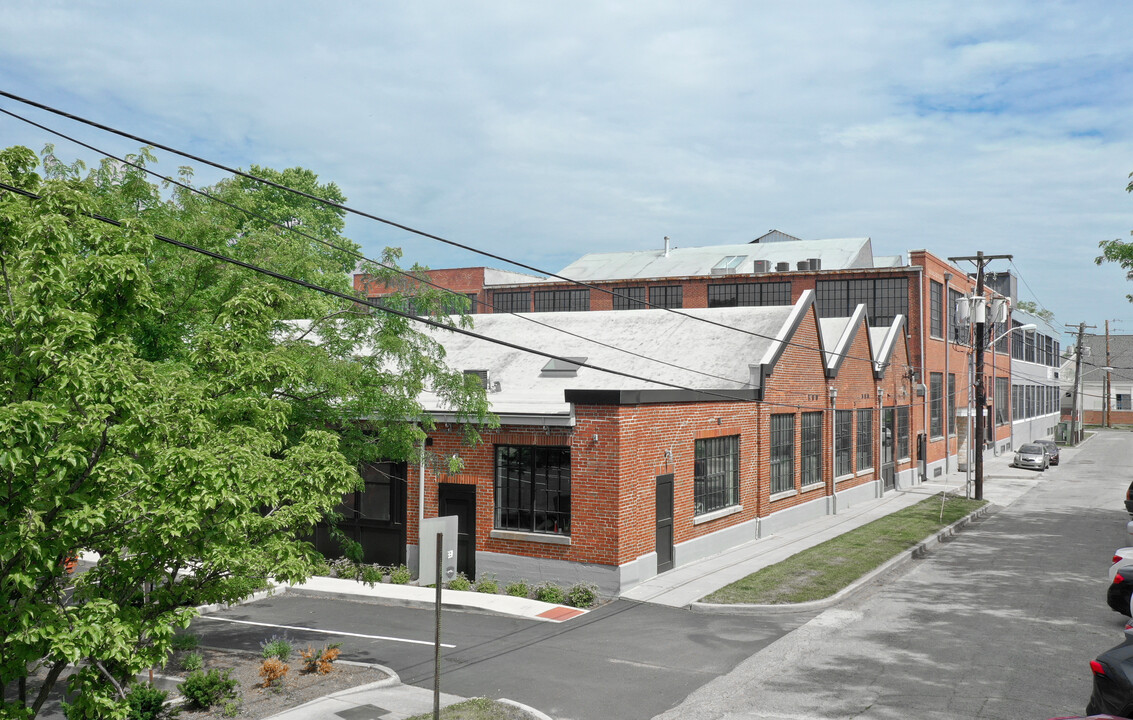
left=1088, top=628, right=1133, bottom=717
left=1126, top=480, right=1133, bottom=516
left=1035, top=439, right=1060, bottom=466
left=1012, top=443, right=1049, bottom=471
left=1109, top=571, right=1133, bottom=616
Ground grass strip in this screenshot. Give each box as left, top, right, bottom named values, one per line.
left=407, top=697, right=536, bottom=720
left=702, top=493, right=986, bottom=605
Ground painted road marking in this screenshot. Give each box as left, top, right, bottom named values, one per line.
left=199, top=616, right=456, bottom=648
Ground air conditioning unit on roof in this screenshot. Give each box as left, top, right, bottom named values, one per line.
left=776, top=261, right=790, bottom=272
left=752, top=259, right=770, bottom=273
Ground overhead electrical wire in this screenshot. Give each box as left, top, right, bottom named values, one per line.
left=1, top=180, right=821, bottom=409
left=0, top=105, right=761, bottom=392
left=0, top=90, right=917, bottom=377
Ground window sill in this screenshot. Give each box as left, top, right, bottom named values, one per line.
left=800, top=481, right=824, bottom=492
left=856, top=468, right=874, bottom=477
left=489, top=530, right=571, bottom=546
left=898, top=456, right=911, bottom=463
left=693, top=504, right=743, bottom=525
left=835, top=473, right=855, bottom=484
left=769, top=489, right=797, bottom=502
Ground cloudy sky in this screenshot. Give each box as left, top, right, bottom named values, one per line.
left=2, top=2, right=1131, bottom=340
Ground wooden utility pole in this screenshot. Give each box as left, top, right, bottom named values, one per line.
left=1066, top=322, right=1096, bottom=443
left=1106, top=320, right=1112, bottom=428
left=948, top=251, right=1012, bottom=500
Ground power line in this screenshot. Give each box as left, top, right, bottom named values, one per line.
left=0, top=90, right=916, bottom=376
left=0, top=180, right=790, bottom=408
left=0, top=105, right=760, bottom=392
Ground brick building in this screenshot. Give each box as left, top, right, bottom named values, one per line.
left=389, top=292, right=914, bottom=593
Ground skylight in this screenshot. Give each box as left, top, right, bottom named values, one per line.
left=713, top=255, right=745, bottom=270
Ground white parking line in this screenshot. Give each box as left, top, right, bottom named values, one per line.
left=199, top=616, right=456, bottom=648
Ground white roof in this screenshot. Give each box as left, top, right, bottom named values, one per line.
left=483, top=267, right=545, bottom=285
left=416, top=304, right=798, bottom=417
left=555, top=237, right=874, bottom=282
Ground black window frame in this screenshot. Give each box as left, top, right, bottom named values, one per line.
left=649, top=285, right=684, bottom=309
left=929, top=281, right=943, bottom=338
left=800, top=411, right=823, bottom=486
left=694, top=435, right=740, bottom=515
left=930, top=372, right=944, bottom=438
left=532, top=288, right=590, bottom=312
left=896, top=406, right=910, bottom=460
left=612, top=286, right=646, bottom=310
left=948, top=373, right=956, bottom=436
left=494, top=445, right=571, bottom=535
left=815, top=277, right=908, bottom=326
left=493, top=291, right=531, bottom=313
left=856, top=408, right=873, bottom=471
left=835, top=409, right=854, bottom=477
left=769, top=415, right=795, bottom=495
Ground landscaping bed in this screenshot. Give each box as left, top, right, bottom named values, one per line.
left=161, top=645, right=387, bottom=719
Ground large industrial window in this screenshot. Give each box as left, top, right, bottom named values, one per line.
left=835, top=410, right=854, bottom=477
left=493, top=291, right=530, bottom=313
left=948, top=374, right=956, bottom=436
left=533, top=289, right=590, bottom=312
left=612, top=286, right=646, bottom=310
left=770, top=415, right=795, bottom=494
left=896, top=406, right=910, bottom=460
left=694, top=435, right=740, bottom=514
left=801, top=412, right=823, bottom=486
left=930, top=373, right=944, bottom=438
left=707, top=281, right=793, bottom=308
left=949, top=288, right=965, bottom=344
left=815, top=278, right=908, bottom=326
left=929, top=281, right=943, bottom=338
left=494, top=446, right=571, bottom=535
left=1118, top=394, right=1132, bottom=410
left=649, top=285, right=684, bottom=309
left=856, top=408, right=873, bottom=471
left=996, top=377, right=1009, bottom=425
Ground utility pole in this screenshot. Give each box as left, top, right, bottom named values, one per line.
left=949, top=251, right=1012, bottom=500
left=1106, top=320, right=1112, bottom=428
left=1066, top=322, right=1095, bottom=444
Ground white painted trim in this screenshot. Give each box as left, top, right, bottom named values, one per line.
left=489, top=530, right=571, bottom=546
left=692, top=504, right=743, bottom=525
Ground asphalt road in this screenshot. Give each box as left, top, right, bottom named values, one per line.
left=655, top=429, right=1133, bottom=720
left=194, top=590, right=816, bottom=720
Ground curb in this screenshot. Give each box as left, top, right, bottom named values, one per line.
left=499, top=697, right=555, bottom=720
left=688, top=502, right=994, bottom=614
left=194, top=586, right=282, bottom=616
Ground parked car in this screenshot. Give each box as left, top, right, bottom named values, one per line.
left=1087, top=627, right=1133, bottom=717
left=1035, top=439, right=1060, bottom=466
left=1125, top=480, right=1133, bottom=516
left=1109, top=571, right=1133, bottom=616
left=1012, top=443, right=1049, bottom=471
left=1110, top=550, right=1133, bottom=582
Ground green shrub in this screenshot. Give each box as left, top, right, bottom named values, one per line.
left=389, top=564, right=411, bottom=584
left=170, top=633, right=199, bottom=651
left=360, top=565, right=384, bottom=586
left=181, top=651, right=203, bottom=672
left=178, top=668, right=238, bottom=709
left=259, top=634, right=293, bottom=662
left=222, top=700, right=240, bottom=717
left=446, top=572, right=472, bottom=591
left=504, top=580, right=529, bottom=598
left=126, top=682, right=169, bottom=720
left=534, top=582, right=566, bottom=604
left=566, top=581, right=600, bottom=608
left=474, top=574, right=499, bottom=594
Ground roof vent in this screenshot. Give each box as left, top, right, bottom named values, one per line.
left=776, top=261, right=790, bottom=272
left=463, top=369, right=489, bottom=389
left=541, top=357, right=587, bottom=377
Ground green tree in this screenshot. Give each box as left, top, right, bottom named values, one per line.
left=0, top=145, right=490, bottom=718
left=1096, top=173, right=1133, bottom=299
left=1013, top=300, right=1054, bottom=323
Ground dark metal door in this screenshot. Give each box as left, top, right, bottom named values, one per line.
left=655, top=474, right=674, bottom=573
left=438, top=483, right=476, bottom=579
left=882, top=408, right=896, bottom=490
left=313, top=461, right=407, bottom=566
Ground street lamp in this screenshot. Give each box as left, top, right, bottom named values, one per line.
left=972, top=323, right=1036, bottom=500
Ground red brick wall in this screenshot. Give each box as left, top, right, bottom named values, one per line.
left=354, top=267, right=492, bottom=313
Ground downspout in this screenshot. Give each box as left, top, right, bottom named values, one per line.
left=417, top=437, right=427, bottom=577
left=943, top=272, right=951, bottom=474
left=915, top=262, right=927, bottom=482
left=829, top=385, right=838, bottom=514
left=877, top=385, right=884, bottom=496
